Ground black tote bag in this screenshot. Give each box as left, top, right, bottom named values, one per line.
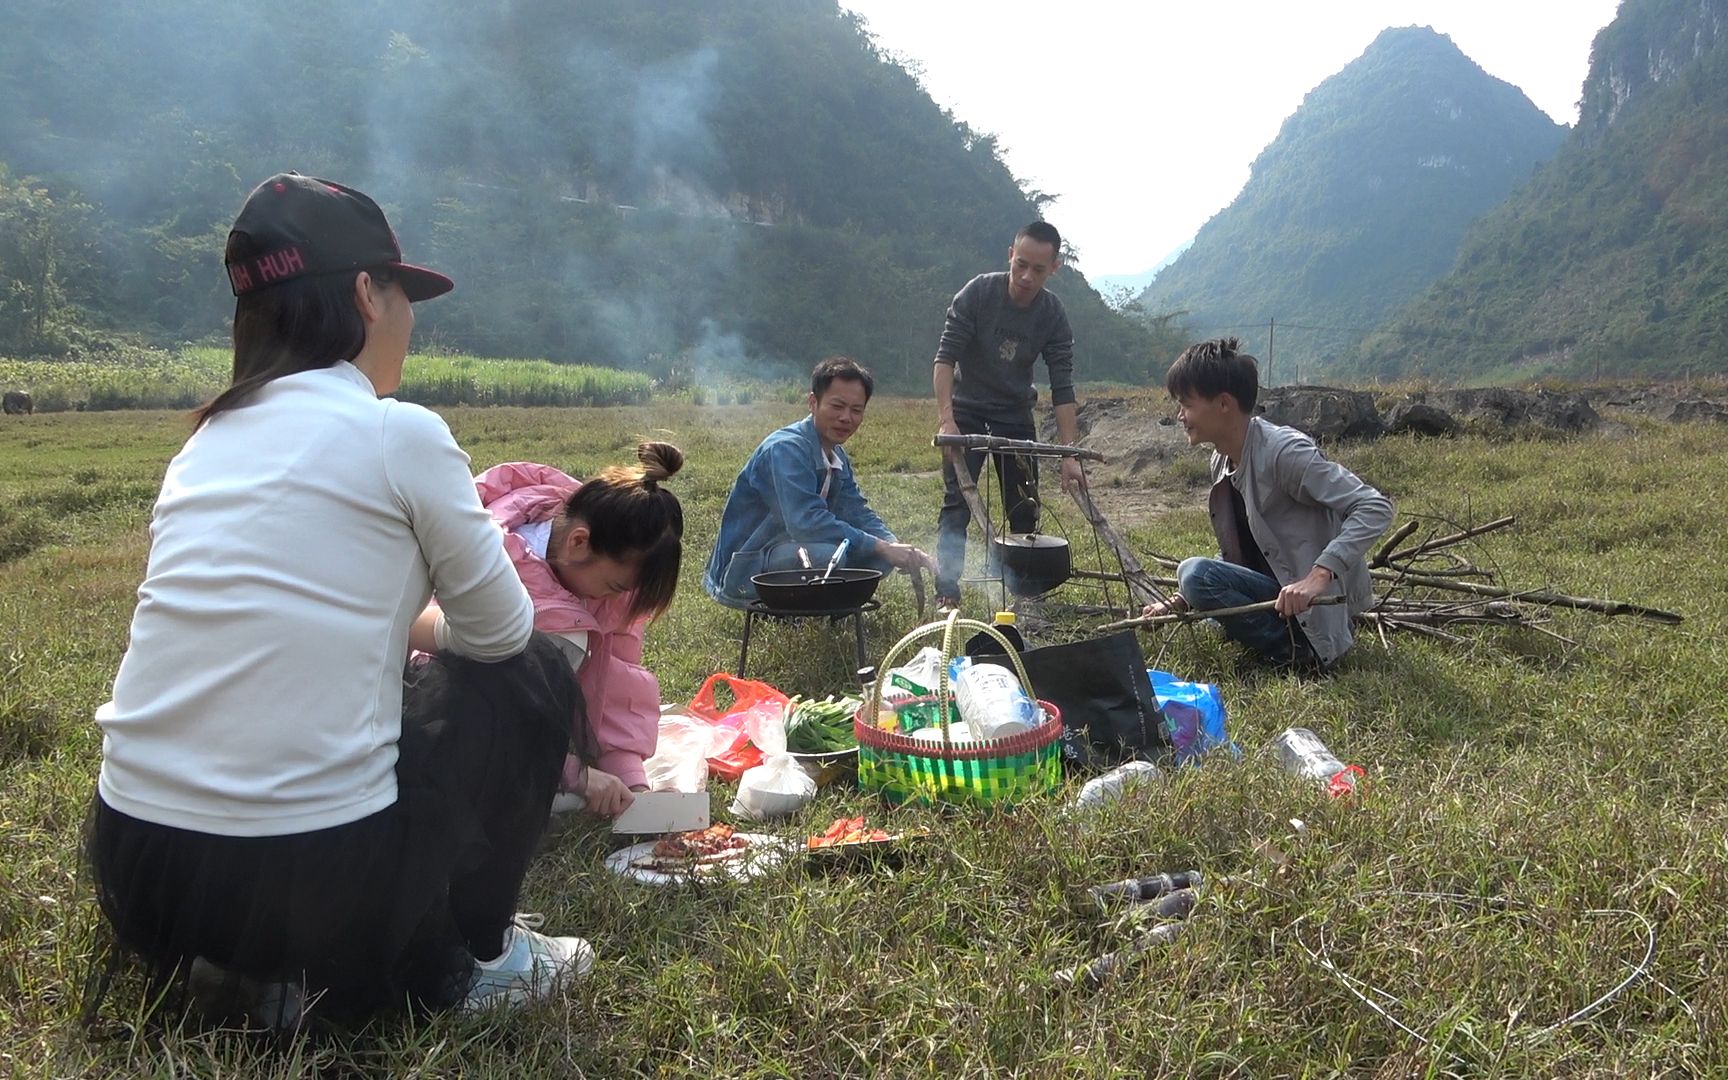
left=1000, top=631, right=1167, bottom=769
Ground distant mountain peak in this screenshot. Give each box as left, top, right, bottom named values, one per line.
left=1136, top=24, right=1564, bottom=381
left=1365, top=0, right=1728, bottom=382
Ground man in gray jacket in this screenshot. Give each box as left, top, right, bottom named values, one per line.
left=1142, top=338, right=1392, bottom=666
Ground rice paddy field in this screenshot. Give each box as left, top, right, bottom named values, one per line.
left=0, top=347, right=653, bottom=411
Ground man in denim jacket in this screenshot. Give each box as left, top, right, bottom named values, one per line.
left=1142, top=338, right=1393, bottom=666
left=705, top=357, right=934, bottom=608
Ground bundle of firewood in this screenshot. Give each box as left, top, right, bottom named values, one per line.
left=1097, top=514, right=1682, bottom=648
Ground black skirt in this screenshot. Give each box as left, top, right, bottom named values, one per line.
left=84, top=633, right=582, bottom=1026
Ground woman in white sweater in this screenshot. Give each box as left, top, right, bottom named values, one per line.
left=86, top=173, right=592, bottom=1027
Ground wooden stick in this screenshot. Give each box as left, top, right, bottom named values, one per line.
left=1097, top=594, right=1344, bottom=632
left=1368, top=569, right=1683, bottom=624
left=1369, top=520, right=1421, bottom=568
left=1067, top=485, right=1169, bottom=609
left=1367, top=617, right=1470, bottom=645
left=1383, top=516, right=1517, bottom=564
left=943, top=445, right=997, bottom=556
left=934, top=433, right=1107, bottom=462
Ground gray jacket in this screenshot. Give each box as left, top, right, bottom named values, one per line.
left=1208, top=416, right=1393, bottom=664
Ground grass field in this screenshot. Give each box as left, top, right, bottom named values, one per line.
left=1, top=393, right=1724, bottom=1077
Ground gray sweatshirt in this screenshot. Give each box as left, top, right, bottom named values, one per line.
left=935, top=272, right=1076, bottom=412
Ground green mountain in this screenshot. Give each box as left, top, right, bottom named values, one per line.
left=1359, top=0, right=1728, bottom=382
left=1135, top=26, right=1565, bottom=383
left=0, top=0, right=1164, bottom=388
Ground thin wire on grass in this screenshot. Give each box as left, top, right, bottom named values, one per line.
left=1290, top=890, right=1659, bottom=1063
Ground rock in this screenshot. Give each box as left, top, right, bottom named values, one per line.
left=1415, top=388, right=1600, bottom=435
left=1253, top=386, right=1385, bottom=442
left=1660, top=398, right=1728, bottom=424
left=1039, top=396, right=1130, bottom=443
left=1384, top=399, right=1461, bottom=437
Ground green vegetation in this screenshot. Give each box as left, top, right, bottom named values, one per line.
left=1137, top=27, right=1565, bottom=383
left=0, top=349, right=654, bottom=411
left=0, top=0, right=1160, bottom=390
left=1362, top=0, right=1728, bottom=381
left=2, top=395, right=1723, bottom=1075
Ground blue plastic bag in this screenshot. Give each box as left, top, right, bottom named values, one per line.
left=1148, top=669, right=1238, bottom=766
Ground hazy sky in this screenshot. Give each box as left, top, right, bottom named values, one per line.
left=841, top=0, right=1625, bottom=278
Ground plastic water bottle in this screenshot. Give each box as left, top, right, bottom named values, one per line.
left=951, top=658, right=1036, bottom=739
left=1274, top=727, right=1363, bottom=797
left=1072, top=760, right=1163, bottom=808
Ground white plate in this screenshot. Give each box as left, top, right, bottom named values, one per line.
left=604, top=833, right=796, bottom=887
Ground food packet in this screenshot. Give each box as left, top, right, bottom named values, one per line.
left=729, top=703, right=817, bottom=821
left=884, top=646, right=955, bottom=732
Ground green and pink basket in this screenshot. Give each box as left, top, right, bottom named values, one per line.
left=854, top=611, right=1063, bottom=808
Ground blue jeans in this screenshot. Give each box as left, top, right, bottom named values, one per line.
left=1177, top=557, right=1315, bottom=665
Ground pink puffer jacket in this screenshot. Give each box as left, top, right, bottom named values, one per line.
left=475, top=462, right=661, bottom=791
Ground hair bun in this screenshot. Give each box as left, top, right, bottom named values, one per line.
left=637, top=441, right=685, bottom=487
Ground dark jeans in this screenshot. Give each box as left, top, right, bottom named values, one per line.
left=1177, top=557, right=1316, bottom=666
left=936, top=405, right=1038, bottom=598
left=85, top=634, right=575, bottom=1021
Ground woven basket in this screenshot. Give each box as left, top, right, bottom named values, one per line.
left=855, top=611, right=1062, bottom=808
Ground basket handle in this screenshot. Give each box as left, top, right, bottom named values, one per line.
left=868, top=609, right=1034, bottom=736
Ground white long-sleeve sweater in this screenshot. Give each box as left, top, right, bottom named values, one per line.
left=96, top=362, right=534, bottom=837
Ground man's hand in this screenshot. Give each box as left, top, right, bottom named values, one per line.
left=580, top=768, right=636, bottom=819
left=1140, top=594, right=1187, bottom=620
left=936, top=415, right=960, bottom=439
left=1275, top=566, right=1335, bottom=618
left=881, top=542, right=936, bottom=573
left=1059, top=456, right=1087, bottom=494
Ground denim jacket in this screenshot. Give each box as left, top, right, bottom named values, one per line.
left=703, top=415, right=895, bottom=606
left=1208, top=416, right=1393, bottom=664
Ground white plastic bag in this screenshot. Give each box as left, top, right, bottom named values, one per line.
left=729, top=702, right=816, bottom=821
left=642, top=709, right=713, bottom=793
left=886, top=646, right=946, bottom=695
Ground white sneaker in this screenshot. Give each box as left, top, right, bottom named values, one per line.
left=462, top=914, right=594, bottom=1011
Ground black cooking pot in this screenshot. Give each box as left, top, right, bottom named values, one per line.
left=992, top=533, right=1072, bottom=597
left=752, top=567, right=883, bottom=611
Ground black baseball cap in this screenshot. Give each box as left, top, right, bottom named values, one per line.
left=225, top=172, right=454, bottom=301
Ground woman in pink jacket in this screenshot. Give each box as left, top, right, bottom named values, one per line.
left=474, top=442, right=684, bottom=818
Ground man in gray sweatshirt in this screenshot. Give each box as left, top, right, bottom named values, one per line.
left=931, top=221, right=1086, bottom=607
